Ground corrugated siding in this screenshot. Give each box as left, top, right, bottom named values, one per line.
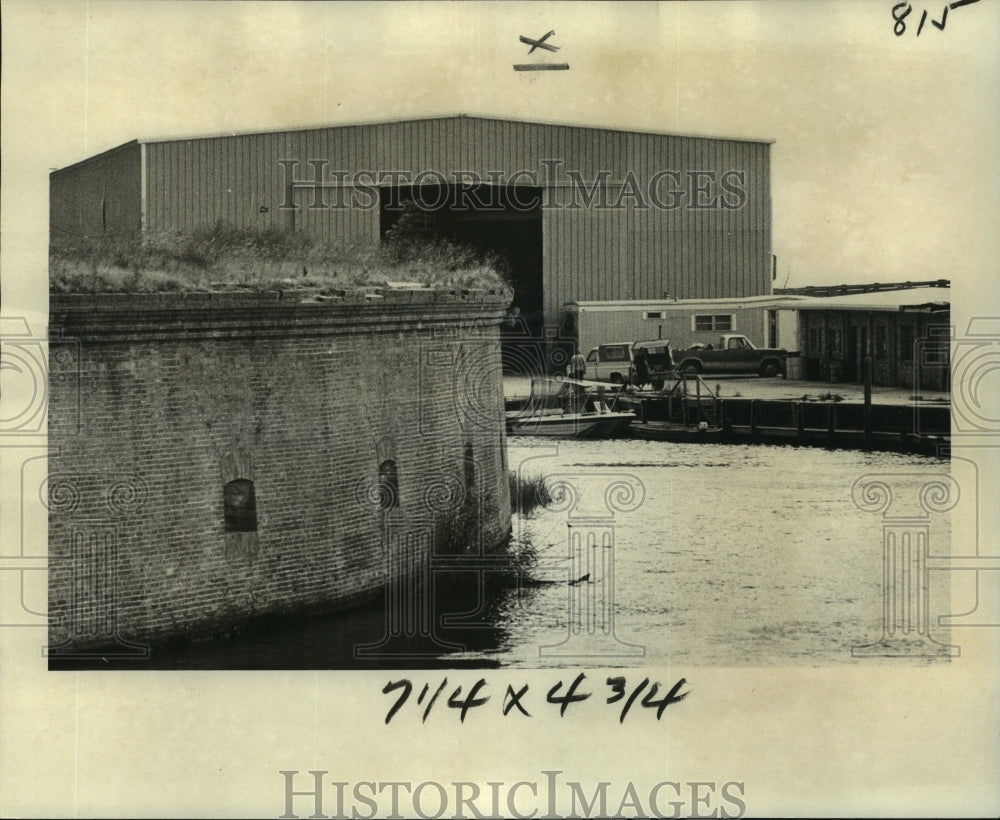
left=132, top=117, right=769, bottom=316
left=543, top=134, right=771, bottom=319
left=50, top=142, right=142, bottom=238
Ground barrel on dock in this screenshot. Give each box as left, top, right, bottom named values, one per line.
left=785, top=356, right=804, bottom=380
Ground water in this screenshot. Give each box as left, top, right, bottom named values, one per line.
left=51, top=441, right=951, bottom=670
left=495, top=439, right=951, bottom=667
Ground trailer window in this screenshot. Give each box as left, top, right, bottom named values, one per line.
left=693, top=314, right=734, bottom=332
left=643, top=311, right=664, bottom=320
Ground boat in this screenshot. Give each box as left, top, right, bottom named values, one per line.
left=505, top=378, right=635, bottom=438
left=630, top=419, right=724, bottom=443
left=626, top=371, right=724, bottom=443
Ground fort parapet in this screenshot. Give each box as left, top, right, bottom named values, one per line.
left=48, top=287, right=512, bottom=654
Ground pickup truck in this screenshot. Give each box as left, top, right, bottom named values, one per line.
left=672, top=334, right=788, bottom=378
left=582, top=340, right=674, bottom=388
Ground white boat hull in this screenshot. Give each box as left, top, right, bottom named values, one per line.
left=506, top=412, right=634, bottom=439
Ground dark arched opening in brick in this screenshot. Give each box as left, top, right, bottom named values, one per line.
left=223, top=479, right=258, bottom=532
left=378, top=460, right=399, bottom=511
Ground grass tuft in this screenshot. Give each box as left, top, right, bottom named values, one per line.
left=509, top=472, right=553, bottom=517
left=49, top=220, right=512, bottom=294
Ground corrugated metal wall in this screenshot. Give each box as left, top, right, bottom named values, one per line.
left=56, top=117, right=772, bottom=321
left=49, top=142, right=142, bottom=239
left=541, top=131, right=771, bottom=319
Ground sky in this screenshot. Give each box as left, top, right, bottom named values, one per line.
left=2, top=0, right=998, bottom=312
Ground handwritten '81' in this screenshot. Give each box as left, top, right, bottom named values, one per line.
left=892, top=0, right=981, bottom=37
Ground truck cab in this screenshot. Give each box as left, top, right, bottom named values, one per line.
left=584, top=342, right=633, bottom=384
left=672, top=334, right=788, bottom=377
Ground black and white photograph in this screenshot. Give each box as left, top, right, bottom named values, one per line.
left=1, top=0, right=998, bottom=817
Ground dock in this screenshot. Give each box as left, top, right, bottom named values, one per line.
left=504, top=375, right=950, bottom=455
left=635, top=395, right=949, bottom=455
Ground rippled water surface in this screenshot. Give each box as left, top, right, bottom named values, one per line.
left=490, top=439, right=951, bottom=668
left=53, top=441, right=952, bottom=670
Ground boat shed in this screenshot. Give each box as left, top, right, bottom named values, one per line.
left=787, top=286, right=951, bottom=390
left=49, top=114, right=775, bottom=355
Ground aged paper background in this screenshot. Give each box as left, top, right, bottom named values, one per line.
left=2, top=1, right=998, bottom=816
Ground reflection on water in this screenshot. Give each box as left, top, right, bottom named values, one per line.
left=51, top=441, right=952, bottom=670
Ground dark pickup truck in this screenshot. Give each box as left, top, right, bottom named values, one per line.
left=672, top=334, right=788, bottom=378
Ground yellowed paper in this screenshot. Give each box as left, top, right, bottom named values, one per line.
left=2, top=1, right=998, bottom=817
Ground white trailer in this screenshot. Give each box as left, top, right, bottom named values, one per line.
left=562, top=295, right=805, bottom=359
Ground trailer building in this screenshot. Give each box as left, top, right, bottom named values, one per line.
left=567, top=285, right=950, bottom=391
left=565, top=294, right=804, bottom=357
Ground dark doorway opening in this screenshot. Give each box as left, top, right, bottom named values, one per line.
left=223, top=479, right=258, bottom=533
left=845, top=325, right=863, bottom=383
left=379, top=183, right=546, bottom=376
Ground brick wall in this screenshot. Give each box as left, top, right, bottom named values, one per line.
left=48, top=288, right=511, bottom=652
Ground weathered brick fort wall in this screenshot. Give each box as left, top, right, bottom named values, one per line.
left=48, top=287, right=511, bottom=653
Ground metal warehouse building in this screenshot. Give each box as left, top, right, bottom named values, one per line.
left=50, top=114, right=773, bottom=343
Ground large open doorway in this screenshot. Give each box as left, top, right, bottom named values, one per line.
left=379, top=183, right=545, bottom=375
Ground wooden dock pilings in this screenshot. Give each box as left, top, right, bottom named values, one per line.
left=640, top=396, right=950, bottom=455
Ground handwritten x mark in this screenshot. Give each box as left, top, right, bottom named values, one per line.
left=519, top=31, right=559, bottom=54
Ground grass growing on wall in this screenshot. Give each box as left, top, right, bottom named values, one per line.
left=49, top=221, right=511, bottom=294
left=509, top=471, right=553, bottom=518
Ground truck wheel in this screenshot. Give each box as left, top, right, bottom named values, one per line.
left=681, top=362, right=700, bottom=376
left=759, top=361, right=779, bottom=378
left=652, top=379, right=664, bottom=391
left=610, top=373, right=623, bottom=384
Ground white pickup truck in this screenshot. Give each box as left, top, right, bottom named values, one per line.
left=581, top=340, right=674, bottom=388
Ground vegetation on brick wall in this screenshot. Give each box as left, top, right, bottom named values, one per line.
left=49, top=221, right=512, bottom=294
